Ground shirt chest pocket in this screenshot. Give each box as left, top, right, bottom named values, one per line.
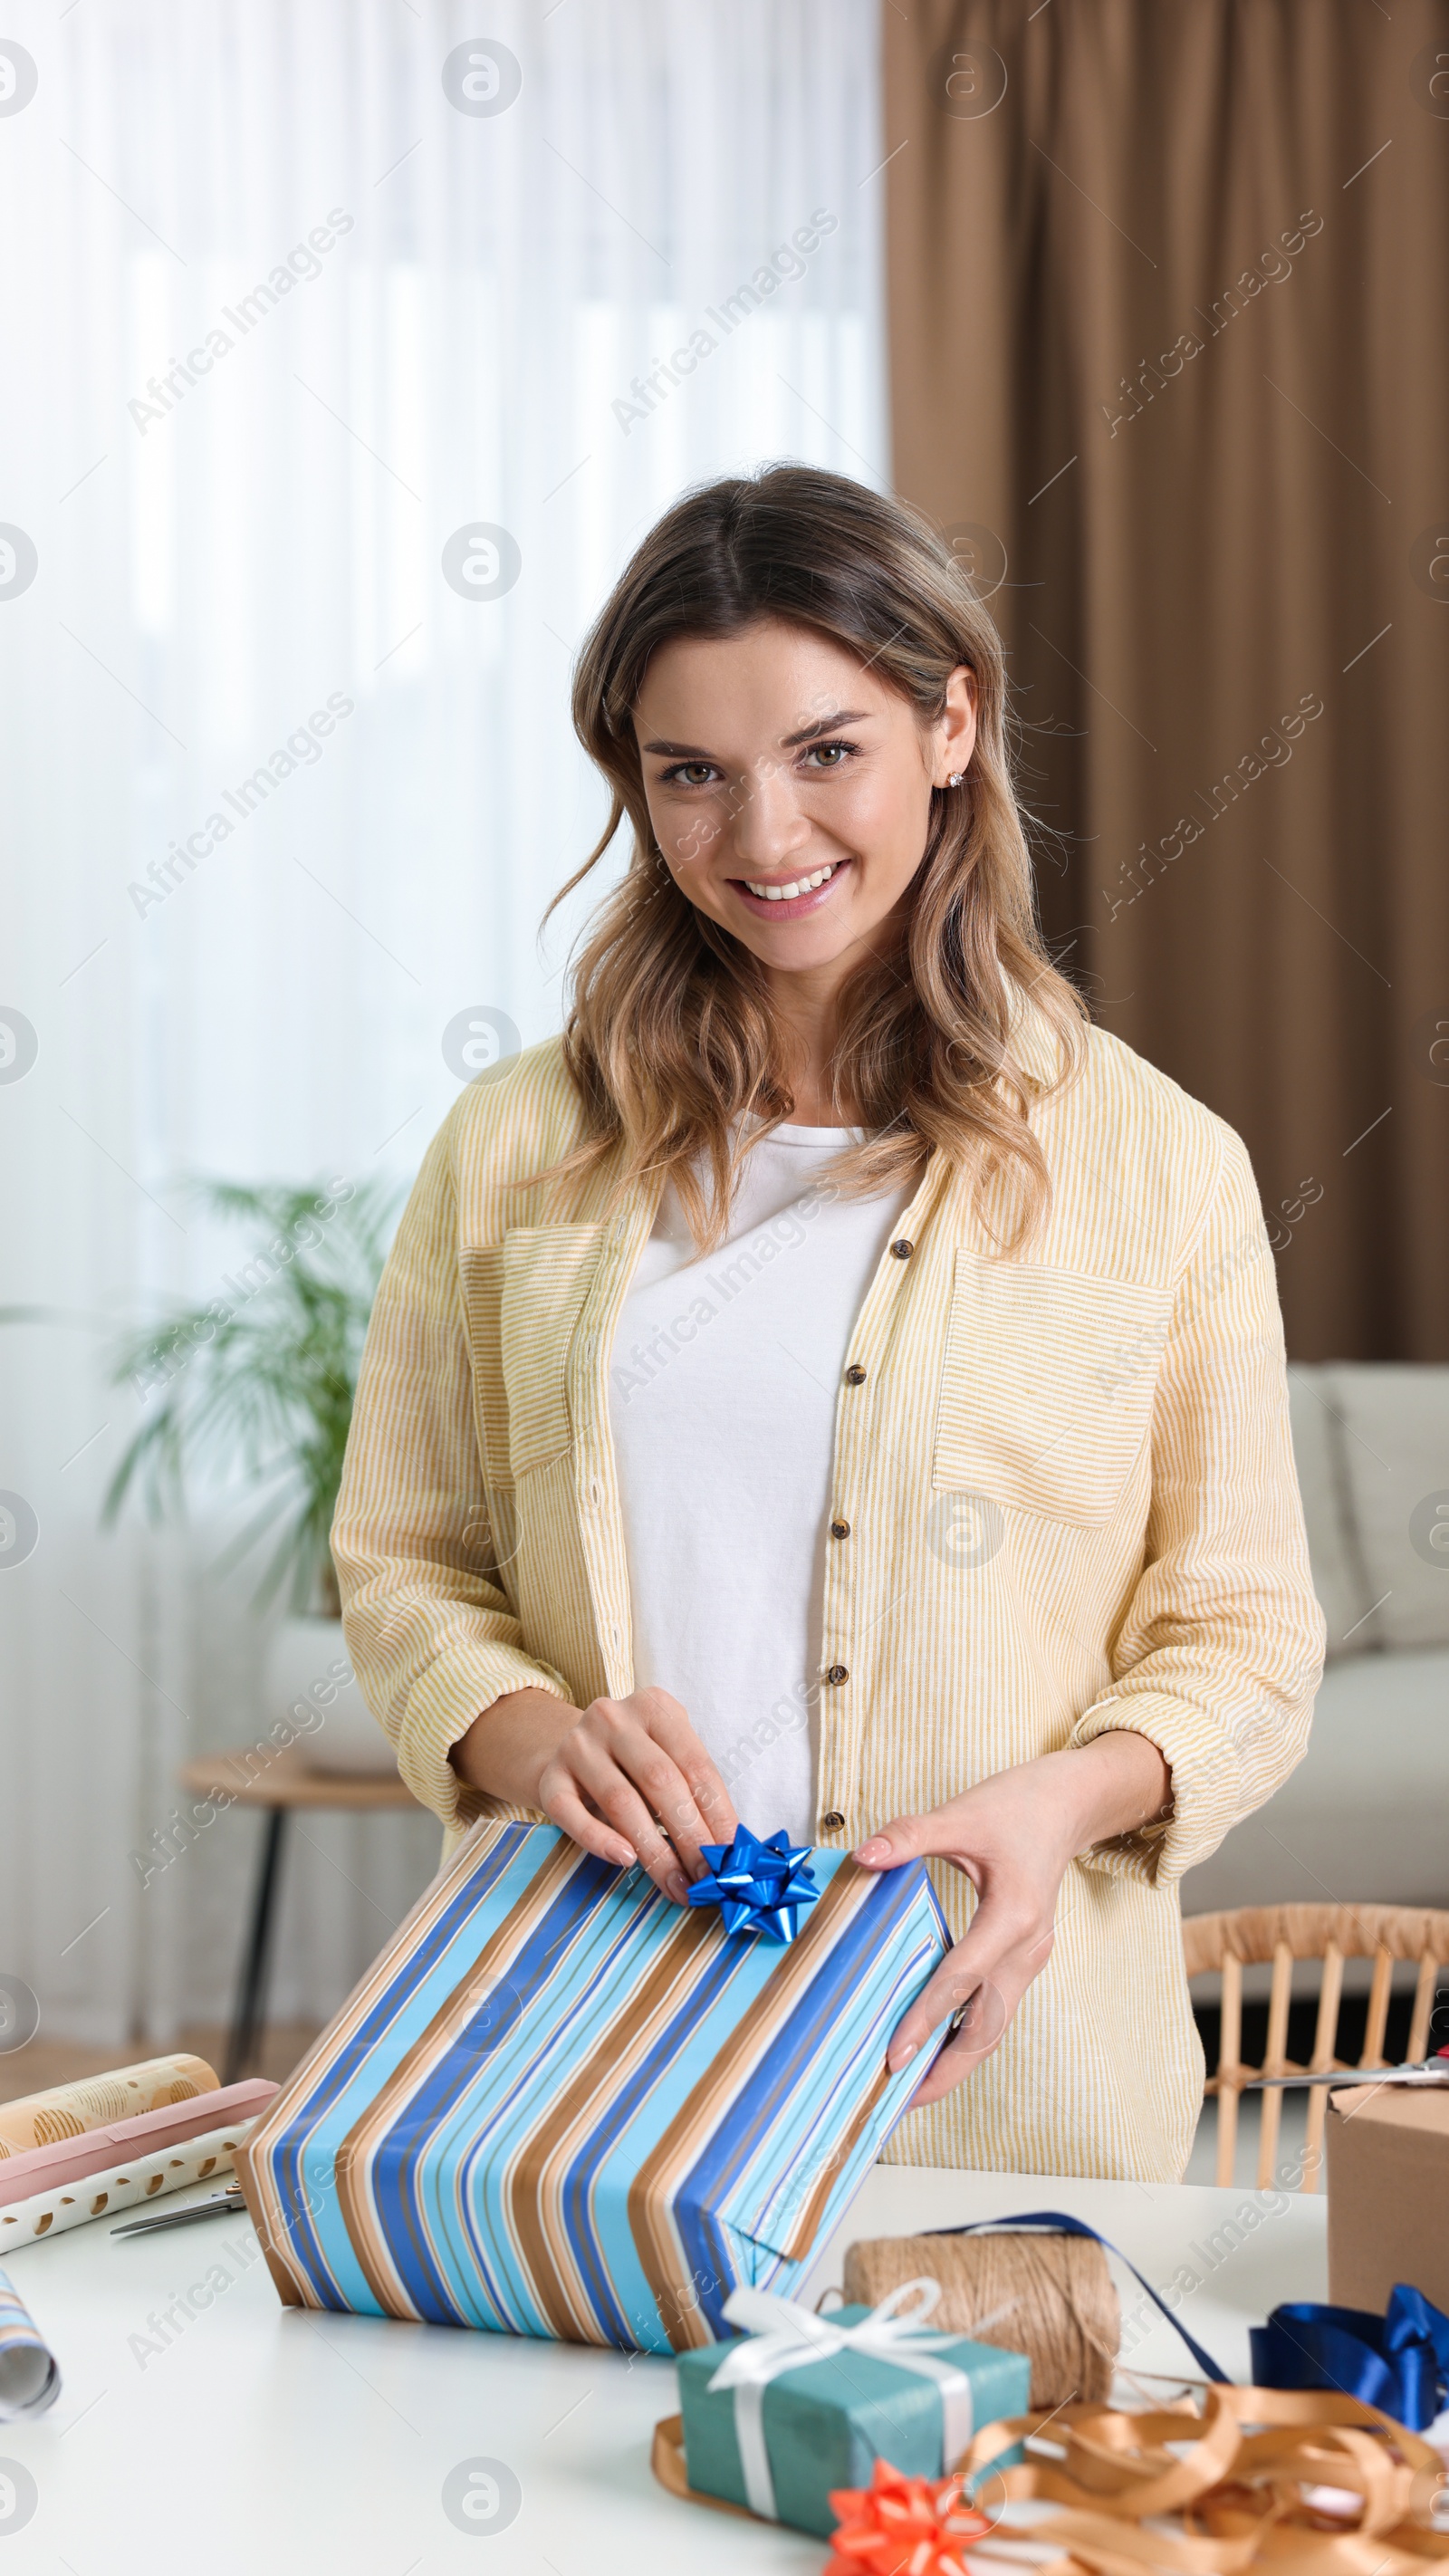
left=932, top=1248, right=1177, bottom=1529
left=458, top=1225, right=604, bottom=1487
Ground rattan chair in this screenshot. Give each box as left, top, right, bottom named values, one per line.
left=1181, top=1903, right=1449, bottom=2191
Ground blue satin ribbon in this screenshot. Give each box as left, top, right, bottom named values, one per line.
left=687, top=1826, right=820, bottom=1944
left=1250, top=2284, right=1449, bottom=2431
left=926, top=2210, right=1229, bottom=2385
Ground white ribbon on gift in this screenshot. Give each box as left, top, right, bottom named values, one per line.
left=705, top=2276, right=975, bottom=2522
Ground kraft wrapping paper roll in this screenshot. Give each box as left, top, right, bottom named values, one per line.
left=0, top=2080, right=277, bottom=2207
left=0, top=2118, right=261, bottom=2251
left=0, top=2054, right=219, bottom=2158
left=0, top=2265, right=60, bottom=2417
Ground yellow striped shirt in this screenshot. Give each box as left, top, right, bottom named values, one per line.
left=332, top=999, right=1324, bottom=2181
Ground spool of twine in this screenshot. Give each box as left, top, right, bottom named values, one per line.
left=840, top=2229, right=1119, bottom=2408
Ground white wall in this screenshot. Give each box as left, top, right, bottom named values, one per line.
left=0, top=0, right=888, bottom=2043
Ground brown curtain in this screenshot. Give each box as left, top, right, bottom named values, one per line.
left=885, top=0, right=1449, bottom=1359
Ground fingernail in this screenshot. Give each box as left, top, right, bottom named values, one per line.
left=667, top=1870, right=690, bottom=1903
left=854, top=1837, right=891, bottom=1865
left=889, top=2042, right=918, bottom=2071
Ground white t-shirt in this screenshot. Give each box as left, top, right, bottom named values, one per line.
left=607, top=1128, right=912, bottom=1841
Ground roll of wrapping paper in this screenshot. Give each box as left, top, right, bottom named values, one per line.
left=0, top=2080, right=277, bottom=2208
left=0, top=2265, right=60, bottom=2417
left=842, top=2227, right=1119, bottom=2407
left=0, top=2118, right=263, bottom=2251
left=0, top=2054, right=219, bottom=2158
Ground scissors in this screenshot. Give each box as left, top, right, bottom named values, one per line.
left=1243, top=2062, right=1449, bottom=2091
left=111, top=2187, right=247, bottom=2237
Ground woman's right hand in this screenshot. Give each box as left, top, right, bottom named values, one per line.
left=450, top=1683, right=739, bottom=1904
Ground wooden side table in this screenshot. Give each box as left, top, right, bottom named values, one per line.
left=178, top=1754, right=421, bottom=2083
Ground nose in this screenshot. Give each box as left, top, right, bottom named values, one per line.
left=726, top=759, right=813, bottom=876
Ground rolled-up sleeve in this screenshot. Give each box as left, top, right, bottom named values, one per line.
left=331, top=1111, right=571, bottom=1832
left=1070, top=1126, right=1326, bottom=1884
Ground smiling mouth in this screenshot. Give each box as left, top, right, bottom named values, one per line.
left=731, top=859, right=849, bottom=918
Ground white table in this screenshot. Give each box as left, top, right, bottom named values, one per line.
left=0, top=2164, right=1325, bottom=2572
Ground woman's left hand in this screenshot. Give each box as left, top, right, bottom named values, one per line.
left=852, top=1730, right=1172, bottom=2110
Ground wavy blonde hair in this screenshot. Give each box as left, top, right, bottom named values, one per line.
left=550, top=464, right=1086, bottom=1251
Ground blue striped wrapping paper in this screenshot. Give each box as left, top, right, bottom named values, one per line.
left=0, top=2264, right=60, bottom=2417
left=235, top=1819, right=951, bottom=2355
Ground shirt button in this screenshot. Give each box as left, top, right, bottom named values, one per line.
left=844, top=1364, right=867, bottom=1386
left=830, top=1519, right=850, bottom=1541
left=823, top=1664, right=849, bottom=1687
left=889, top=1238, right=914, bottom=1260
left=820, top=1810, right=846, bottom=1831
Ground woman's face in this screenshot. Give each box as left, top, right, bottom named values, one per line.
left=632, top=619, right=976, bottom=985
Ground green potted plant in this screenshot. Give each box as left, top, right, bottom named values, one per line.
left=100, top=1175, right=400, bottom=1773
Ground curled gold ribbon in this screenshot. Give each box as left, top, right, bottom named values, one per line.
left=956, top=2386, right=1449, bottom=2576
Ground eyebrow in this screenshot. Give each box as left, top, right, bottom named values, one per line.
left=639, top=708, right=874, bottom=760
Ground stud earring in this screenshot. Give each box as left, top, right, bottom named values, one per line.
left=947, top=771, right=964, bottom=787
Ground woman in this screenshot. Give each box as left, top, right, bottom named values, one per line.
left=332, top=464, right=1324, bottom=2184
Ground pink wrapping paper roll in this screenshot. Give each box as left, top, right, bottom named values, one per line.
left=0, top=2081, right=277, bottom=2208
left=0, top=2054, right=219, bottom=2158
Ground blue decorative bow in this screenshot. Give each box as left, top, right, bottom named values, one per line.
left=687, top=1827, right=820, bottom=1944
left=1250, top=2284, right=1449, bottom=2431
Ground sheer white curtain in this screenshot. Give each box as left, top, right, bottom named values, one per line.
left=0, top=0, right=888, bottom=2045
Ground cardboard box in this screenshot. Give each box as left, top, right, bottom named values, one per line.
left=1326, top=2084, right=1449, bottom=2312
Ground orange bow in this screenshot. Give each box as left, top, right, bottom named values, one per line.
left=827, top=2459, right=993, bottom=2576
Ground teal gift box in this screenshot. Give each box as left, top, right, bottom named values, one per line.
left=676, top=2283, right=1031, bottom=2536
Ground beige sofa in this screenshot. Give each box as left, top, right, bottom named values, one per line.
left=1180, top=1366, right=1449, bottom=1916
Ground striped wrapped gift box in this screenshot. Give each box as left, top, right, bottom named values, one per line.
left=236, top=1819, right=951, bottom=2355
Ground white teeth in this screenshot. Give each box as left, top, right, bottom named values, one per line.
left=744, top=862, right=835, bottom=902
